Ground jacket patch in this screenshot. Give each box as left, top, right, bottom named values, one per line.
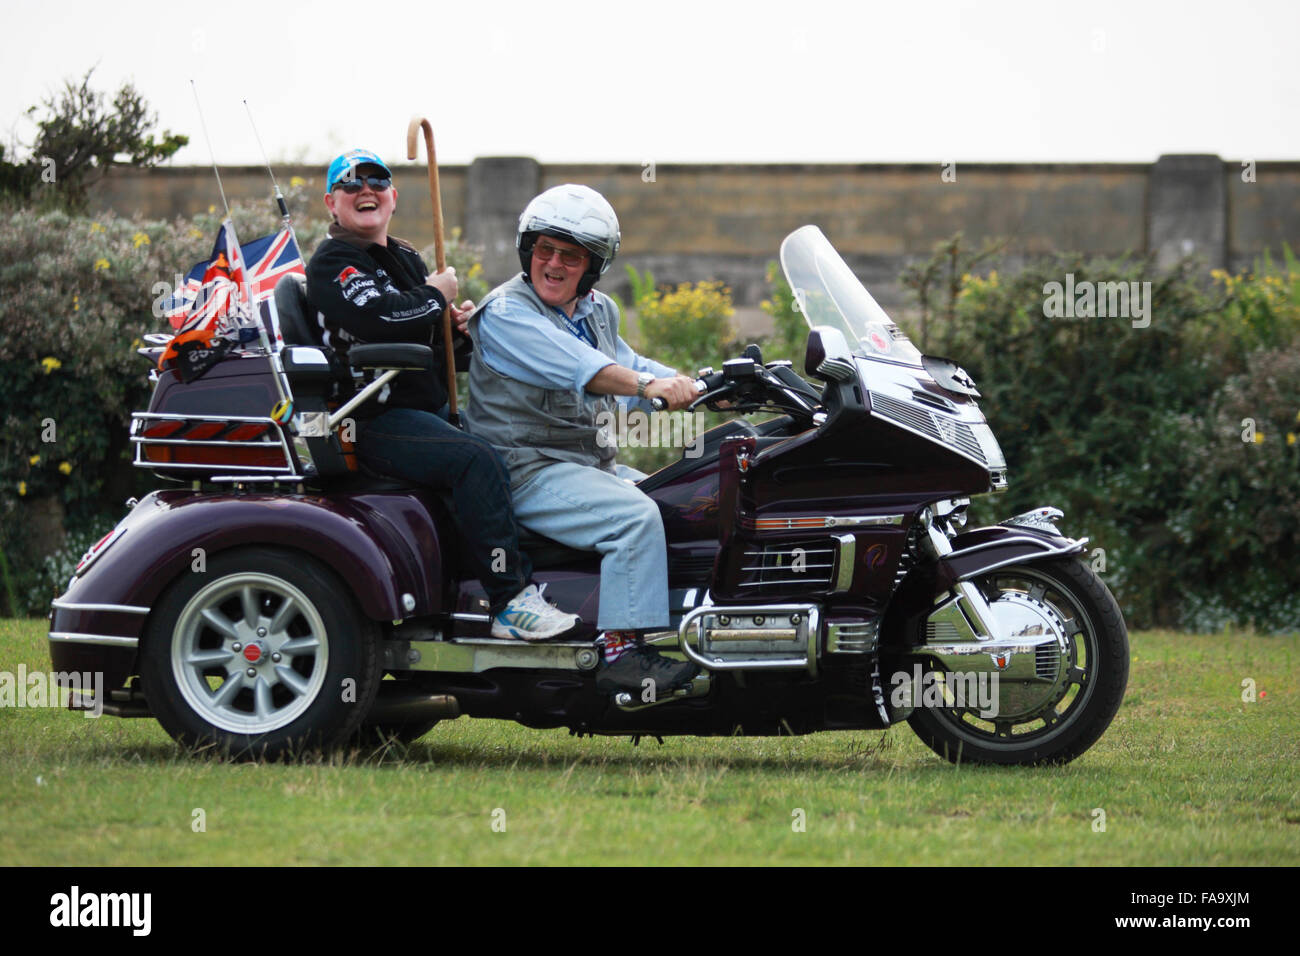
left=336, top=266, right=363, bottom=286
left=344, top=281, right=380, bottom=306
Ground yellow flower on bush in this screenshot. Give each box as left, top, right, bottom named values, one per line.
left=1288, top=433, right=1297, bottom=446
left=17, top=482, right=26, bottom=496
left=41, top=356, right=62, bottom=374
left=132, top=232, right=150, bottom=248
left=636, top=279, right=735, bottom=366
left=290, top=176, right=305, bottom=188
left=190, top=228, right=204, bottom=239
left=1254, top=432, right=1266, bottom=443
left=467, top=263, right=483, bottom=280
left=89, top=222, right=105, bottom=234
left=93, top=258, right=110, bottom=272
left=28, top=454, right=40, bottom=466
left=59, top=462, right=72, bottom=475
left=73, top=295, right=79, bottom=312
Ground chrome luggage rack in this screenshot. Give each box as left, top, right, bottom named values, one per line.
left=130, top=411, right=304, bottom=480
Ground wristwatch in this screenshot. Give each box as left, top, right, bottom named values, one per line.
left=636, top=371, right=656, bottom=398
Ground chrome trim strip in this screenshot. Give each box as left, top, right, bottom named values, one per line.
left=135, top=461, right=297, bottom=473
left=132, top=412, right=284, bottom=424
left=51, top=601, right=150, bottom=615
left=738, top=579, right=827, bottom=587
left=833, top=533, right=856, bottom=593
left=48, top=632, right=139, bottom=648
left=828, top=514, right=905, bottom=527
left=749, top=514, right=905, bottom=531
left=131, top=436, right=284, bottom=447
left=390, top=637, right=600, bottom=674
left=451, top=612, right=492, bottom=623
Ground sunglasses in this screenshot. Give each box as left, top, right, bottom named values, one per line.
left=532, top=239, right=588, bottom=268
left=334, top=175, right=392, bottom=195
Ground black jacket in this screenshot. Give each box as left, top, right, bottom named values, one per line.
left=306, top=224, right=469, bottom=416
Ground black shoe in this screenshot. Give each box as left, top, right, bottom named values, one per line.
left=595, top=644, right=700, bottom=696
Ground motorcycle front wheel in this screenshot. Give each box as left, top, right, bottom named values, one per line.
left=906, top=558, right=1129, bottom=766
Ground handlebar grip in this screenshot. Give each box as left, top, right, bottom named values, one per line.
left=651, top=379, right=708, bottom=412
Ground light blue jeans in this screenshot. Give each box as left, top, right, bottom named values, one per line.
left=510, top=462, right=668, bottom=631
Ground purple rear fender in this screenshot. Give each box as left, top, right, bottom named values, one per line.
left=53, top=488, right=449, bottom=639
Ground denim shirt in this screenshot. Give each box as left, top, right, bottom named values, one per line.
left=476, top=284, right=677, bottom=392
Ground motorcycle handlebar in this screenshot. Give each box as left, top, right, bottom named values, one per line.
left=649, top=378, right=709, bottom=412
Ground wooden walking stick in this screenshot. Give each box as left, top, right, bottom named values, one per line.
left=406, top=116, right=459, bottom=422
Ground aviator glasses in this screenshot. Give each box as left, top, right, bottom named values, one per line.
left=533, top=239, right=588, bottom=268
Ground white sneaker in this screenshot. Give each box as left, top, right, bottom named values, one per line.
left=491, top=584, right=579, bottom=641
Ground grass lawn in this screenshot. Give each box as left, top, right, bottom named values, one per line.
left=1, top=619, right=1296, bottom=866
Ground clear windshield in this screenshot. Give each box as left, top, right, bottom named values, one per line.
left=780, top=225, right=923, bottom=367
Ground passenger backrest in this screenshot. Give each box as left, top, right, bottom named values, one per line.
left=274, top=274, right=323, bottom=348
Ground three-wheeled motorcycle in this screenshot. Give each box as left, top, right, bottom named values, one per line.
left=48, top=226, right=1128, bottom=764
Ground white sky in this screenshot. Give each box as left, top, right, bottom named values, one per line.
left=3, top=0, right=1298, bottom=168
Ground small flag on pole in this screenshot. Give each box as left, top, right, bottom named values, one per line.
left=163, top=220, right=304, bottom=346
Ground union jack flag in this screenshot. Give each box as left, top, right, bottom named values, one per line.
left=164, top=220, right=304, bottom=345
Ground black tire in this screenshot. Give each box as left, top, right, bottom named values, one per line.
left=140, top=547, right=381, bottom=759
left=906, top=558, right=1129, bottom=766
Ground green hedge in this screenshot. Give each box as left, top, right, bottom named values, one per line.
left=901, top=242, right=1299, bottom=631
left=0, top=189, right=327, bottom=614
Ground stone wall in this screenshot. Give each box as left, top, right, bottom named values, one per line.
left=96, top=156, right=1300, bottom=326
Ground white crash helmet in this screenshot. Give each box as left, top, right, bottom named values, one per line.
left=516, top=184, right=621, bottom=296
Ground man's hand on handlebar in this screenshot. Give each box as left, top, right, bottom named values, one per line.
left=645, top=374, right=698, bottom=412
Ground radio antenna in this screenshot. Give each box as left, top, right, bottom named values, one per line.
left=243, top=98, right=291, bottom=224
left=190, top=79, right=231, bottom=218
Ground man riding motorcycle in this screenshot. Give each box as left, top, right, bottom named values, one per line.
left=466, top=184, right=700, bottom=694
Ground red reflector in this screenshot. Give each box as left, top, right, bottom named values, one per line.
left=184, top=422, right=228, bottom=440
left=225, top=423, right=270, bottom=442
left=143, top=420, right=186, bottom=438
left=75, top=528, right=123, bottom=575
